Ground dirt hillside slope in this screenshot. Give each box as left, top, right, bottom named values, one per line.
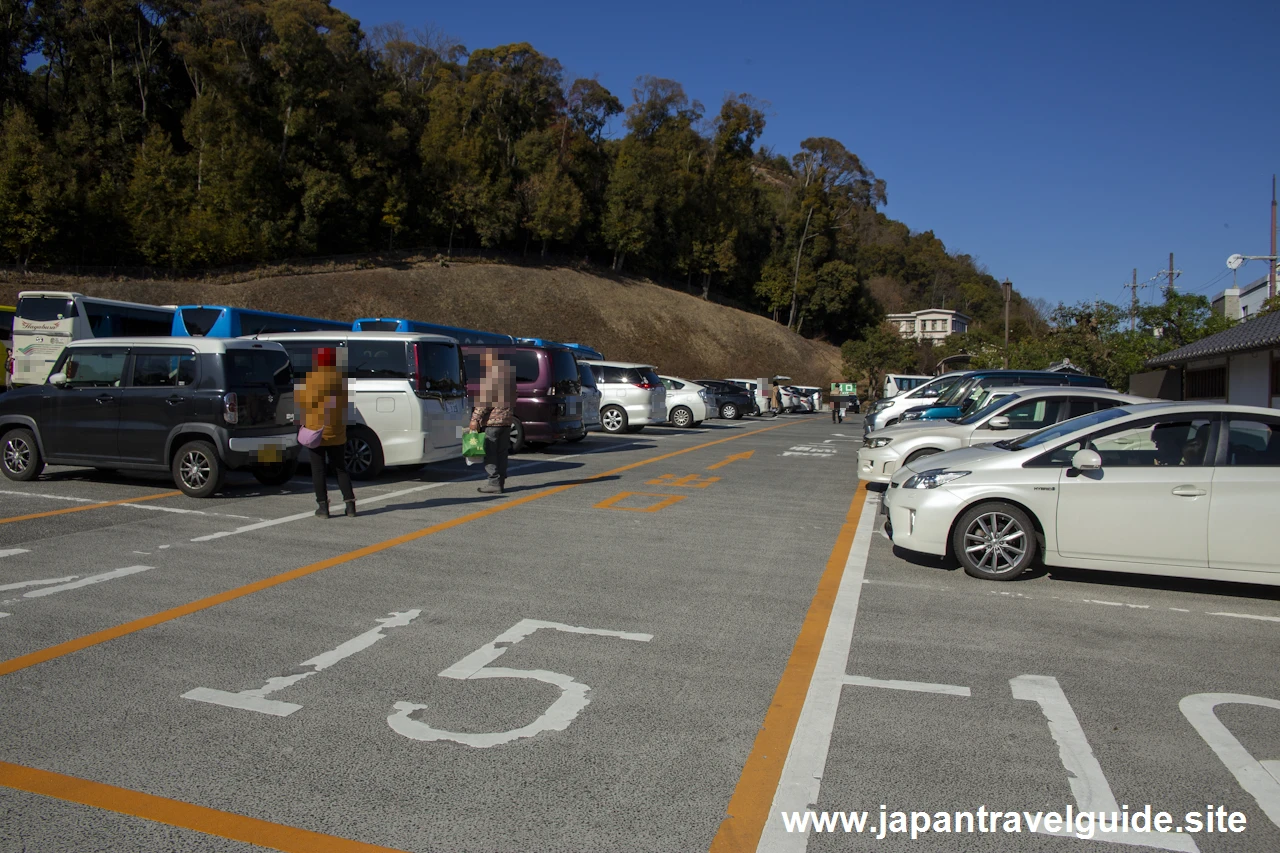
left=3, top=264, right=843, bottom=386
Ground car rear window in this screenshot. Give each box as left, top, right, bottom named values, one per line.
left=578, top=362, right=598, bottom=389
left=18, top=296, right=78, bottom=322
left=349, top=342, right=409, bottom=379
left=280, top=341, right=344, bottom=380
left=464, top=349, right=540, bottom=384
left=413, top=342, right=465, bottom=396
left=642, top=368, right=661, bottom=387
left=549, top=349, right=582, bottom=395
left=225, top=348, right=291, bottom=388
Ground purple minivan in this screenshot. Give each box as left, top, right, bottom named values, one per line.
left=462, top=344, right=586, bottom=452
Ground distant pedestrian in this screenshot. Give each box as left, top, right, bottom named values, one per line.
left=299, top=347, right=356, bottom=518
left=469, top=351, right=516, bottom=494
left=832, top=401, right=843, bottom=424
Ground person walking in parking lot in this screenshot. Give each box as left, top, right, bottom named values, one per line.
left=469, top=352, right=516, bottom=494
left=299, top=347, right=356, bottom=518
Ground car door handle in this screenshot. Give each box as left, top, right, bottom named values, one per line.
left=166, top=396, right=184, bottom=405
left=95, top=394, right=114, bottom=404
left=1171, top=485, right=1207, bottom=497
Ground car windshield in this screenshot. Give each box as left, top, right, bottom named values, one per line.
left=909, top=374, right=962, bottom=399
left=1006, top=406, right=1133, bottom=450
left=936, top=375, right=981, bottom=406
left=956, top=393, right=1020, bottom=425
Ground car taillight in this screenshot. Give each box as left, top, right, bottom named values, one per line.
left=632, top=381, right=653, bottom=390
left=223, top=392, right=239, bottom=424
left=409, top=344, right=421, bottom=393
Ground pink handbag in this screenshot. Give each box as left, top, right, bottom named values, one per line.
left=298, top=426, right=324, bottom=448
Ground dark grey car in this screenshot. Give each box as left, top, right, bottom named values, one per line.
left=0, top=337, right=300, bottom=497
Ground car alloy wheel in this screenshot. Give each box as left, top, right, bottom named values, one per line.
left=721, top=402, right=739, bottom=420
left=962, top=510, right=1027, bottom=576
left=601, top=406, right=626, bottom=433
left=671, top=406, right=693, bottom=428
left=345, top=435, right=375, bottom=475
left=180, top=449, right=213, bottom=490
left=4, top=436, right=32, bottom=474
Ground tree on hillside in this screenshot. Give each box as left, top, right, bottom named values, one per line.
left=0, top=106, right=58, bottom=265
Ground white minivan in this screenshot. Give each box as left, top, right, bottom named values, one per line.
left=588, top=361, right=667, bottom=434
left=254, top=332, right=469, bottom=478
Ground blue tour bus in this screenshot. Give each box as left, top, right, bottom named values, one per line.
left=516, top=338, right=603, bottom=360
left=172, top=306, right=351, bottom=338
left=352, top=317, right=515, bottom=346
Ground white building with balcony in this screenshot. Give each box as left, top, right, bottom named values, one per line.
left=886, top=308, right=971, bottom=344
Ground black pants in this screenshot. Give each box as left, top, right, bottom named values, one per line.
left=484, top=425, right=509, bottom=487
left=311, top=443, right=355, bottom=503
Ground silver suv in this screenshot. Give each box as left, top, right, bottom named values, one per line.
left=587, top=361, right=667, bottom=434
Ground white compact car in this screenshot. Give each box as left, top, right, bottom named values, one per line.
left=256, top=331, right=469, bottom=478
left=884, top=402, right=1280, bottom=586
left=659, top=376, right=719, bottom=427
left=859, top=387, right=1144, bottom=486
left=865, top=372, right=969, bottom=435
left=587, top=361, right=667, bottom=434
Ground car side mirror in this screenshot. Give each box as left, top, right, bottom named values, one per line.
left=986, top=416, right=1010, bottom=430
left=48, top=372, right=68, bottom=387
left=1071, top=449, right=1102, bottom=471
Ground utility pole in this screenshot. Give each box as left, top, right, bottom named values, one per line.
left=1002, top=279, right=1012, bottom=369
left=1271, top=175, right=1277, bottom=300
left=1168, top=252, right=1175, bottom=296
left=1129, top=268, right=1138, bottom=331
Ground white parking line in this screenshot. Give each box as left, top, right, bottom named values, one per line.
left=0, top=575, right=76, bottom=592
left=844, top=675, right=971, bottom=696
left=0, top=549, right=31, bottom=559
left=21, top=566, right=152, bottom=598
left=758, top=488, right=878, bottom=853
left=0, top=490, right=95, bottom=503
left=1208, top=611, right=1280, bottom=624
left=122, top=504, right=264, bottom=521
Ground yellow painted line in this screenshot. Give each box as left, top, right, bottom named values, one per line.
left=0, top=491, right=183, bottom=525
left=0, top=419, right=802, bottom=680
left=0, top=760, right=406, bottom=853
left=707, top=450, right=754, bottom=470
left=594, top=492, right=687, bottom=512
left=709, top=482, right=869, bottom=853
left=644, top=473, right=721, bottom=488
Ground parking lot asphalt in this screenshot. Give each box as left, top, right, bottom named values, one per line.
left=1, top=414, right=1278, bottom=853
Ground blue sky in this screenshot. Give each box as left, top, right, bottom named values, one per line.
left=339, top=0, right=1280, bottom=309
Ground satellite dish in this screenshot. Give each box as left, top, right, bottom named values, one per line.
left=1226, top=254, right=1245, bottom=270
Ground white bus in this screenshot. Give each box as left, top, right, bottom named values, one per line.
left=8, top=292, right=175, bottom=387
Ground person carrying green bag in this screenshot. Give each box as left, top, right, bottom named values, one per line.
left=461, top=430, right=486, bottom=460
left=468, top=351, right=516, bottom=494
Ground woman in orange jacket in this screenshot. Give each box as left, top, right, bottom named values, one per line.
left=298, top=347, right=356, bottom=518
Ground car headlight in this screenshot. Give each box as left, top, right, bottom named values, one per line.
left=900, top=411, right=924, bottom=421
left=902, top=468, right=970, bottom=489
left=871, top=400, right=892, bottom=412
left=863, top=436, right=893, bottom=448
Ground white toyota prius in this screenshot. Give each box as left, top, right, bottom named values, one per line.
left=884, top=402, right=1280, bottom=585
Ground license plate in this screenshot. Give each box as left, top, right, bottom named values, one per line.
left=445, top=400, right=460, bottom=414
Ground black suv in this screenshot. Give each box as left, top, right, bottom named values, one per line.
left=693, top=379, right=754, bottom=419
left=0, top=337, right=300, bottom=497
